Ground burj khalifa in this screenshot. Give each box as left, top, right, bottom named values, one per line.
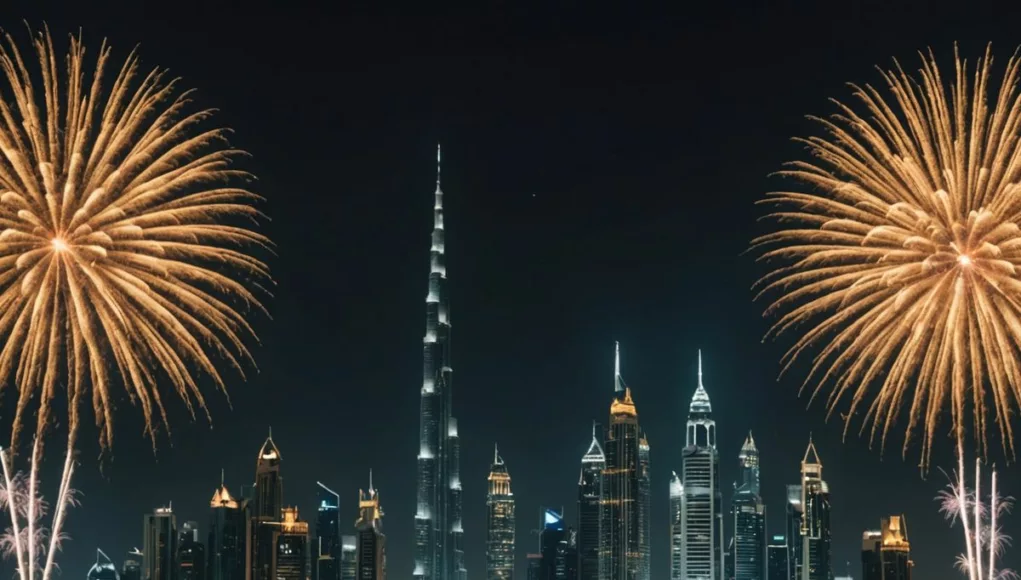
left=413, top=145, right=467, bottom=580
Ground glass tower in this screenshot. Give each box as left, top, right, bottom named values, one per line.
left=356, top=474, right=386, bottom=580
left=413, top=144, right=466, bottom=580
left=767, top=536, right=789, bottom=580
left=316, top=482, right=342, bottom=580
left=785, top=485, right=803, bottom=580
left=208, top=476, right=244, bottom=580
left=669, top=472, right=682, bottom=580
left=251, top=432, right=283, bottom=580
left=143, top=506, right=176, bottom=580
left=600, top=343, right=641, bottom=580
left=486, top=445, right=515, bottom=580
left=680, top=351, right=723, bottom=580
left=341, top=536, right=357, bottom=580
left=578, top=423, right=604, bottom=580
left=276, top=507, right=310, bottom=580
left=799, top=439, right=831, bottom=580
left=732, top=433, right=766, bottom=580
left=177, top=522, right=205, bottom=580
left=540, top=508, right=567, bottom=580
left=637, top=436, right=651, bottom=580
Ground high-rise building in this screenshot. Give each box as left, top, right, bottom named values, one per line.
left=600, top=343, right=641, bottom=580
left=413, top=144, right=466, bottom=580
left=638, top=435, right=651, bottom=580
left=209, top=475, right=245, bottom=580
left=860, top=531, right=881, bottom=580
left=316, top=482, right=342, bottom=580
left=565, top=529, right=579, bottom=580
left=179, top=521, right=206, bottom=580
left=356, top=473, right=386, bottom=580
left=680, top=351, right=724, bottom=580
left=123, top=550, right=143, bottom=580
left=540, top=508, right=572, bottom=580
left=527, top=555, right=543, bottom=580
left=578, top=423, right=604, bottom=580
left=143, top=505, right=176, bottom=580
left=785, top=486, right=803, bottom=580
left=799, top=439, right=831, bottom=580
left=275, top=507, right=310, bottom=580
left=861, top=517, right=912, bottom=580
left=669, top=472, right=682, bottom=580
left=89, top=549, right=120, bottom=580
left=767, top=536, right=789, bottom=580
left=250, top=431, right=284, bottom=580
left=486, top=445, right=515, bottom=580
left=341, top=536, right=357, bottom=580
left=732, top=433, right=766, bottom=580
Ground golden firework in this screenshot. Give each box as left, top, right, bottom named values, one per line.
left=753, top=46, right=1021, bottom=469
left=0, top=27, right=270, bottom=452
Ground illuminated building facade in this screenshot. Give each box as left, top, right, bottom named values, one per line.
left=209, top=476, right=245, bottom=580
left=275, top=507, right=310, bottom=580
left=600, top=343, right=641, bottom=580
left=178, top=521, right=206, bottom=580
left=316, top=482, right=342, bottom=580
left=540, top=508, right=567, bottom=580
left=785, top=486, right=803, bottom=580
left=341, top=536, right=357, bottom=580
left=637, top=436, right=651, bottom=580
left=356, top=474, right=386, bottom=580
left=250, top=432, right=283, bottom=580
left=680, top=352, right=724, bottom=580
left=89, top=550, right=120, bottom=580
left=486, top=445, right=515, bottom=580
left=732, top=433, right=766, bottom=580
left=767, top=536, right=789, bottom=580
left=577, top=423, right=604, bottom=580
left=862, top=516, right=912, bottom=580
left=143, top=505, right=177, bottom=580
left=669, top=473, right=682, bottom=580
left=799, top=439, right=831, bottom=580
left=413, top=144, right=466, bottom=580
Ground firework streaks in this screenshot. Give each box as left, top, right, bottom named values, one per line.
left=753, top=46, right=1021, bottom=469
left=0, top=26, right=270, bottom=580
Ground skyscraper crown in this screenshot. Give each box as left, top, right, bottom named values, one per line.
left=688, top=350, right=712, bottom=415
left=581, top=422, right=605, bottom=463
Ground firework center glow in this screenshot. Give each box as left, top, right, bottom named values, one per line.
left=958, top=254, right=972, bottom=267
left=51, top=238, right=67, bottom=252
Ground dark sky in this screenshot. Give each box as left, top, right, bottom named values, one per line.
left=4, top=0, right=1021, bottom=579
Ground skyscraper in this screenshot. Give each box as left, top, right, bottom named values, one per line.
left=341, top=536, right=357, bottom=580
left=209, top=475, right=245, bottom=580
left=680, top=351, right=724, bottom=580
left=799, top=439, right=831, bottom=580
left=413, top=144, right=466, bottom=580
left=578, top=423, right=604, bottom=580
left=143, top=505, right=176, bottom=580
left=767, top=536, right=789, bottom=580
left=357, top=473, right=386, bottom=580
left=178, top=521, right=206, bottom=580
left=486, top=445, right=515, bottom=580
left=669, top=472, right=682, bottom=580
left=123, top=550, right=143, bottom=580
left=251, top=432, right=283, bottom=580
left=638, top=435, right=651, bottom=580
left=862, top=517, right=912, bottom=580
left=732, top=433, right=766, bottom=580
left=600, top=343, right=641, bottom=580
left=89, top=550, right=120, bottom=580
left=539, top=508, right=568, bottom=580
left=860, top=531, right=881, bottom=580
left=317, top=482, right=342, bottom=580
left=785, top=486, right=803, bottom=580
left=275, top=507, right=310, bottom=580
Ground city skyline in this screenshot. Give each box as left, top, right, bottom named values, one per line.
left=10, top=2, right=1021, bottom=580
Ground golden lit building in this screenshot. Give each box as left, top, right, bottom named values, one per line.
left=275, top=507, right=309, bottom=580
left=486, top=445, right=515, bottom=580
left=862, top=516, right=912, bottom=580
left=356, top=472, right=386, bottom=580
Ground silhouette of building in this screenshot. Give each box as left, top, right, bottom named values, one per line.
left=143, top=505, right=176, bottom=580
left=89, top=550, right=120, bottom=580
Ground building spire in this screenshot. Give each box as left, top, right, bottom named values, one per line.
left=436, top=143, right=442, bottom=192
left=369, top=468, right=374, bottom=494
left=220, top=468, right=224, bottom=487
left=698, top=349, right=703, bottom=388
left=614, top=341, right=625, bottom=394
left=494, top=442, right=499, bottom=464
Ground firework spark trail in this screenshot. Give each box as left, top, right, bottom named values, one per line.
left=0, top=26, right=270, bottom=579
left=752, top=46, right=1021, bottom=471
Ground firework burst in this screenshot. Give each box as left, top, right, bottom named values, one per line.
left=0, top=25, right=270, bottom=580
left=753, top=46, right=1021, bottom=469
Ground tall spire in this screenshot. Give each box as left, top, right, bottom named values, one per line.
left=436, top=143, right=442, bottom=192
left=614, top=341, right=626, bottom=394
left=698, top=349, right=703, bottom=388
left=369, top=468, right=374, bottom=494
left=689, top=350, right=712, bottom=415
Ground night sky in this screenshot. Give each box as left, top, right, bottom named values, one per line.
left=4, top=1, right=1021, bottom=579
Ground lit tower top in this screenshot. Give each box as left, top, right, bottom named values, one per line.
left=614, top=340, right=625, bottom=396
left=670, top=471, right=682, bottom=497
left=210, top=469, right=238, bottom=509
left=255, top=427, right=283, bottom=519
left=358, top=470, right=384, bottom=531
left=737, top=431, right=760, bottom=496
left=488, top=444, right=512, bottom=495
left=610, top=342, right=638, bottom=420
left=686, top=350, right=716, bottom=448
left=581, top=422, right=605, bottom=464
left=801, top=435, right=823, bottom=482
